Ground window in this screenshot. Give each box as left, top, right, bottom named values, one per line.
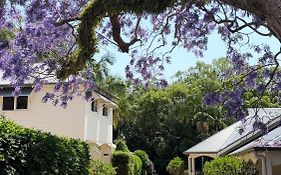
left=3, top=97, right=14, bottom=110
left=2, top=96, right=28, bottom=110
left=102, top=105, right=108, bottom=116
left=91, top=100, right=98, bottom=112
left=16, top=96, right=28, bottom=109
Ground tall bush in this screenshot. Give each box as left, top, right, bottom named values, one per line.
left=0, top=117, right=90, bottom=174
left=112, top=151, right=133, bottom=175
left=166, top=157, right=185, bottom=175
left=203, top=156, right=258, bottom=175
left=112, top=151, right=143, bottom=175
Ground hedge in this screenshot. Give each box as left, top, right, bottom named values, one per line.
left=112, top=151, right=142, bottom=175
left=0, top=117, right=90, bottom=175
left=89, top=159, right=116, bottom=175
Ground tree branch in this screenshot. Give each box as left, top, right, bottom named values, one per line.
left=54, top=16, right=81, bottom=26
left=110, top=14, right=141, bottom=53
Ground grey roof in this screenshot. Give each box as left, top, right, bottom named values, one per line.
left=184, top=108, right=281, bottom=155
left=231, top=126, right=281, bottom=155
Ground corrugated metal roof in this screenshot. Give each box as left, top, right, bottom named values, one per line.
left=183, top=108, right=281, bottom=155
left=231, top=126, right=281, bottom=155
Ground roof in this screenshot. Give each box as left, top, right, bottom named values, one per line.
left=183, top=108, right=281, bottom=156
left=231, top=126, right=281, bottom=155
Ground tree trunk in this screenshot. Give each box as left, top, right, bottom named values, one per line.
left=220, top=0, right=281, bottom=42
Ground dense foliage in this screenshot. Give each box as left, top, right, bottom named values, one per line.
left=166, top=157, right=186, bottom=175
left=118, top=58, right=280, bottom=174
left=0, top=117, right=90, bottom=175
left=203, top=156, right=258, bottom=175
left=89, top=159, right=116, bottom=175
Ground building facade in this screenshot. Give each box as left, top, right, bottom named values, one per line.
left=0, top=84, right=117, bottom=163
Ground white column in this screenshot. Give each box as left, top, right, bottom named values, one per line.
left=188, top=157, right=192, bottom=175
left=266, top=154, right=272, bottom=175
left=192, top=157, right=196, bottom=175
left=261, top=157, right=266, bottom=175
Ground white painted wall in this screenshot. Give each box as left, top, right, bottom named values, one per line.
left=84, top=98, right=114, bottom=144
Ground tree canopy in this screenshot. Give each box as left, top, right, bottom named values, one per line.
left=0, top=0, right=281, bottom=122
left=117, top=58, right=280, bottom=174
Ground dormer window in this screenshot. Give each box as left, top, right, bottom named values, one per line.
left=102, top=105, right=108, bottom=116
left=2, top=96, right=28, bottom=110
left=91, top=99, right=98, bottom=112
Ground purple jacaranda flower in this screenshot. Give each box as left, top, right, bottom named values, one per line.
left=203, top=92, right=220, bottom=106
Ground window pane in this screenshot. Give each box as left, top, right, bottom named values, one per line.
left=91, top=100, right=98, bottom=112
left=16, top=96, right=28, bottom=109
left=3, top=97, right=14, bottom=110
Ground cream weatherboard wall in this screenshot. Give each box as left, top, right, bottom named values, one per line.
left=0, top=85, right=115, bottom=149
left=0, top=85, right=86, bottom=139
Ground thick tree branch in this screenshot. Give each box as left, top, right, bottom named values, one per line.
left=219, top=0, right=281, bottom=41
left=110, top=14, right=141, bottom=53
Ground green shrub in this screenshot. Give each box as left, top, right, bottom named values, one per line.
left=241, top=160, right=259, bottom=175
left=114, top=138, right=130, bottom=152
left=0, top=117, right=90, bottom=175
left=112, top=151, right=132, bottom=175
left=132, top=154, right=142, bottom=175
left=166, top=157, right=185, bottom=175
left=134, top=150, right=150, bottom=175
left=89, top=159, right=116, bottom=175
left=203, top=156, right=258, bottom=175
left=112, top=151, right=144, bottom=175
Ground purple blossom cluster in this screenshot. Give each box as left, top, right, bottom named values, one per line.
left=0, top=0, right=280, bottom=127
left=0, top=0, right=96, bottom=106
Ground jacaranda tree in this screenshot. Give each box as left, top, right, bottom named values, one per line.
left=0, top=0, right=281, bottom=127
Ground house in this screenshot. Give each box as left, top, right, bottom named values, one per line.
left=184, top=108, right=281, bottom=175
left=0, top=84, right=118, bottom=163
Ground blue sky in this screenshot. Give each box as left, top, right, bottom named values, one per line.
left=105, top=31, right=280, bottom=81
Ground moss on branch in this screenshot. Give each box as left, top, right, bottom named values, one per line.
left=58, top=0, right=176, bottom=79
